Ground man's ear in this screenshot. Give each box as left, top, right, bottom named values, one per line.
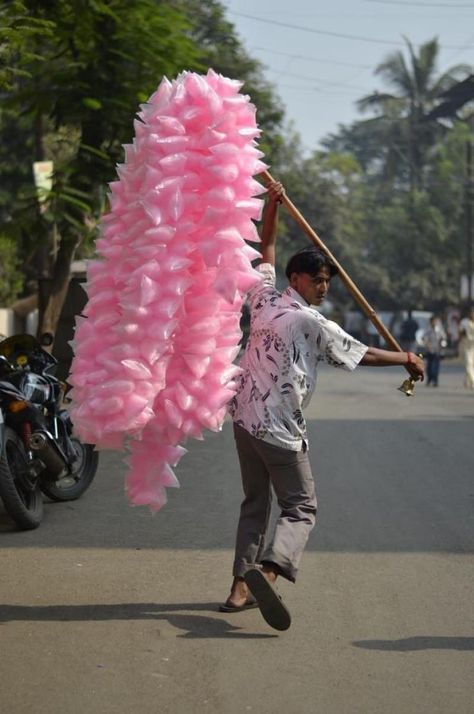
left=289, top=272, right=298, bottom=288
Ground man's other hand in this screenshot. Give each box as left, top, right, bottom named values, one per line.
left=406, top=352, right=425, bottom=381
left=267, top=180, right=285, bottom=204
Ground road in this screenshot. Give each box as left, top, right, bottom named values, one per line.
left=1, top=361, right=473, bottom=714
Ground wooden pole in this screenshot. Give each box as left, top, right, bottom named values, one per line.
left=261, top=169, right=402, bottom=352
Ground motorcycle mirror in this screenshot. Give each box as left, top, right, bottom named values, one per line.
left=0, top=354, right=12, bottom=371
left=40, top=332, right=54, bottom=347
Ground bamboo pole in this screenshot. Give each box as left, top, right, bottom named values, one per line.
left=261, top=169, right=402, bottom=352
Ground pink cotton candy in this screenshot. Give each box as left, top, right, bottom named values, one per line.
left=69, top=69, right=266, bottom=511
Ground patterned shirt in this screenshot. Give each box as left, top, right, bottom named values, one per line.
left=229, top=263, right=368, bottom=450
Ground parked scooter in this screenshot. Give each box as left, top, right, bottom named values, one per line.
left=0, top=333, right=98, bottom=529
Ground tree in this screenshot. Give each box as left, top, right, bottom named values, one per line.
left=357, top=37, right=470, bottom=192
left=318, top=40, right=473, bottom=314
left=428, top=74, right=474, bottom=121
left=265, top=136, right=384, bottom=310
left=0, top=234, right=23, bottom=305
left=0, top=1, right=52, bottom=91
left=1, top=0, right=287, bottom=344
left=1, top=0, right=201, bottom=339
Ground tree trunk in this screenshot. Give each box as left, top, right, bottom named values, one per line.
left=37, top=235, right=81, bottom=350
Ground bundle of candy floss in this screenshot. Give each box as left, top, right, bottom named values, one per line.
left=68, top=70, right=268, bottom=511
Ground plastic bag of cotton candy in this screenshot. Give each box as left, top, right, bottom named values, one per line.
left=68, top=70, right=267, bottom=511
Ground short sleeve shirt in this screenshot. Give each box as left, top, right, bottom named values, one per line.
left=228, top=263, right=368, bottom=450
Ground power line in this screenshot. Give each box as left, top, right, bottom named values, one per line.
left=229, top=11, right=406, bottom=46
left=229, top=11, right=474, bottom=50
left=278, top=82, right=373, bottom=94
left=278, top=83, right=368, bottom=98
left=266, top=67, right=370, bottom=91
left=251, top=46, right=372, bottom=70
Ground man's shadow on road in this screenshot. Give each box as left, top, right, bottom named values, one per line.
left=0, top=602, right=278, bottom=639
left=353, top=636, right=474, bottom=652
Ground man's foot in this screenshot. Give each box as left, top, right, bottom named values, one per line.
left=244, top=567, right=291, bottom=631
left=218, top=598, right=258, bottom=613
left=218, top=577, right=257, bottom=613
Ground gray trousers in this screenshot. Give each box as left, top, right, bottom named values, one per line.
left=232, top=423, right=317, bottom=583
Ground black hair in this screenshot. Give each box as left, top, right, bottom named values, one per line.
left=285, top=247, right=338, bottom=280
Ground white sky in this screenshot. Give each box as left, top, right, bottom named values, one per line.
left=221, top=0, right=474, bottom=153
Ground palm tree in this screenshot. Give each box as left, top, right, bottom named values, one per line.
left=357, top=38, right=471, bottom=191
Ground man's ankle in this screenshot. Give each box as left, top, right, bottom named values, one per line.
left=230, top=576, right=248, bottom=596
left=260, top=562, right=281, bottom=583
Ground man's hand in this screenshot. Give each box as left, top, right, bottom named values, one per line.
left=260, top=180, right=285, bottom=266
left=405, top=352, right=425, bottom=381
left=266, top=180, right=285, bottom=205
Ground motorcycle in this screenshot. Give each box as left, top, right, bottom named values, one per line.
left=0, top=333, right=98, bottom=530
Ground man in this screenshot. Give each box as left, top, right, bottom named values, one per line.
left=422, top=315, right=446, bottom=387
left=221, top=180, right=425, bottom=631
left=400, top=310, right=419, bottom=353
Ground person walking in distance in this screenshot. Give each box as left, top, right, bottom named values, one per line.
left=459, top=307, right=474, bottom=389
left=400, top=310, right=419, bottom=353
left=422, top=315, right=446, bottom=387
left=221, top=179, right=425, bottom=631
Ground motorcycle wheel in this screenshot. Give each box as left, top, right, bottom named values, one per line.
left=0, top=427, right=43, bottom=530
left=40, top=437, right=98, bottom=502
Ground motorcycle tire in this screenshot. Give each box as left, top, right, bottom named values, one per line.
left=40, top=437, right=98, bottom=502
left=0, top=426, right=43, bottom=530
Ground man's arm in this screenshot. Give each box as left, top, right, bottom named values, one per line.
left=360, top=346, right=425, bottom=381
left=260, top=181, right=285, bottom=266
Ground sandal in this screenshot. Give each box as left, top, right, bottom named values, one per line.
left=244, top=568, right=291, bottom=631
left=218, top=598, right=258, bottom=613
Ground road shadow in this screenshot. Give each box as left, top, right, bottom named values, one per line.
left=0, top=601, right=277, bottom=639
left=353, top=636, right=474, bottom=652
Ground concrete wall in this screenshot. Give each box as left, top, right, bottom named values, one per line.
left=0, top=308, right=23, bottom=338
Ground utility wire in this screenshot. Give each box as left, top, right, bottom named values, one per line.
left=266, top=67, right=370, bottom=91
left=229, top=11, right=474, bottom=50
left=277, top=83, right=377, bottom=96
left=251, top=46, right=372, bottom=70
left=229, top=11, right=406, bottom=46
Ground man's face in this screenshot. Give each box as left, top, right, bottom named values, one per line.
left=290, top=267, right=331, bottom=306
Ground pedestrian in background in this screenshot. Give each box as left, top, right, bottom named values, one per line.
left=459, top=307, right=474, bottom=389
left=400, top=310, right=419, bottom=353
left=422, top=315, right=446, bottom=387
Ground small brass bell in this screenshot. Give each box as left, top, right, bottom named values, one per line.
left=398, top=377, right=415, bottom=397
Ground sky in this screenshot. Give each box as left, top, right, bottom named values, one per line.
left=221, top=0, right=474, bottom=153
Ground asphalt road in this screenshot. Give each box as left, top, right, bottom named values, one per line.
left=1, top=361, right=473, bottom=714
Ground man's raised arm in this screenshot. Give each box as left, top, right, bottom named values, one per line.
left=260, top=180, right=285, bottom=266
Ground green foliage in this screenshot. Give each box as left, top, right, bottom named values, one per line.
left=0, top=1, right=53, bottom=91
left=317, top=41, right=472, bottom=312
left=0, top=0, right=286, bottom=308
left=0, top=0, right=291, bottom=322
left=360, top=191, right=454, bottom=308
left=0, top=233, right=24, bottom=304
left=355, top=37, right=470, bottom=192
left=0, top=0, right=204, bottom=307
